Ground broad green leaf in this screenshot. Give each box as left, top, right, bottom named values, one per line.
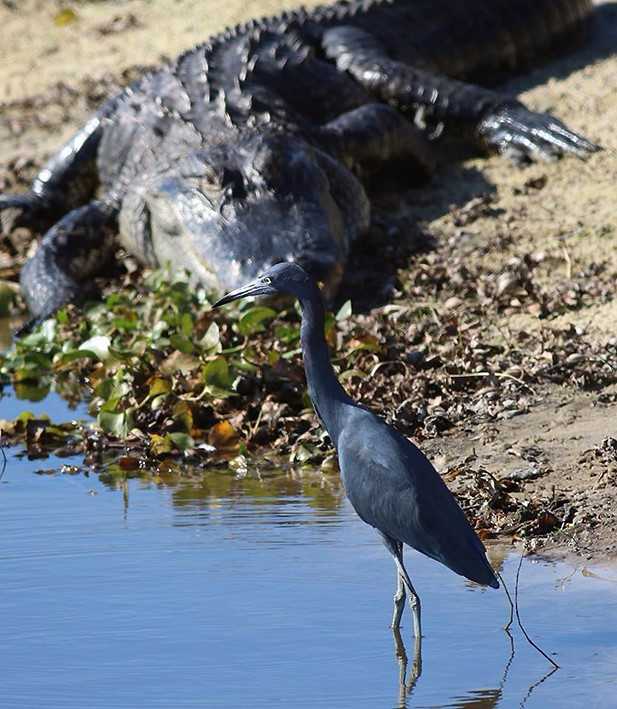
left=108, top=347, right=137, bottom=362
left=79, top=335, right=111, bottom=361
left=94, top=378, right=114, bottom=400
left=170, top=333, right=194, bottom=354
left=203, top=357, right=232, bottom=390
left=150, top=394, right=167, bottom=411
left=199, top=321, right=221, bottom=351
left=237, top=306, right=276, bottom=336
left=19, top=320, right=56, bottom=348
left=55, top=308, right=69, bottom=325
left=274, top=323, right=300, bottom=344
left=15, top=411, right=42, bottom=427
left=13, top=382, right=50, bottom=401
left=172, top=400, right=193, bottom=432
left=23, top=352, right=53, bottom=368
left=180, top=312, right=194, bottom=337
left=112, top=317, right=138, bottom=332
left=105, top=293, right=127, bottom=308
left=233, top=359, right=258, bottom=374
left=109, top=381, right=132, bottom=401
left=148, top=377, right=171, bottom=397
left=150, top=433, right=173, bottom=456
left=13, top=352, right=53, bottom=380
left=168, top=432, right=195, bottom=452
left=98, top=409, right=135, bottom=438
left=100, top=397, right=121, bottom=413
left=54, top=349, right=99, bottom=367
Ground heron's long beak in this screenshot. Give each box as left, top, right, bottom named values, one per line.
left=212, top=279, right=275, bottom=308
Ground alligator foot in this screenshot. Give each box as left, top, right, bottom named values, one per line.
left=20, top=200, right=116, bottom=320
left=0, top=192, right=53, bottom=235
left=477, top=104, right=601, bottom=163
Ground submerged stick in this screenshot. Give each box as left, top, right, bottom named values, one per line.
left=497, top=567, right=515, bottom=632
left=0, top=434, right=6, bottom=482
left=496, top=553, right=560, bottom=669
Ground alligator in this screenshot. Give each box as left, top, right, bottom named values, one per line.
left=0, top=0, right=600, bottom=321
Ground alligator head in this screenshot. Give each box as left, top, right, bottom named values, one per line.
left=118, top=130, right=370, bottom=293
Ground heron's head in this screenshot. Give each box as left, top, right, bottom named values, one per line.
left=122, top=130, right=368, bottom=293
left=212, top=262, right=317, bottom=308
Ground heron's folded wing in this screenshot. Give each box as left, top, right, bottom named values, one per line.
left=338, top=418, right=498, bottom=586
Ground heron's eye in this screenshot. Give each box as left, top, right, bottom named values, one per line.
left=262, top=277, right=272, bottom=285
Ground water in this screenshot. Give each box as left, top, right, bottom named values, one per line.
left=0, top=388, right=90, bottom=422
left=1, top=392, right=616, bottom=708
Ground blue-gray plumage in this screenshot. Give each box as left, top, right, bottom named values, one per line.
left=213, top=262, right=498, bottom=636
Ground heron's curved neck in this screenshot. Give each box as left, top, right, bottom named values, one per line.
left=299, top=290, right=353, bottom=448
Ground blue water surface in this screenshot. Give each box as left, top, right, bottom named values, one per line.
left=1, top=390, right=616, bottom=708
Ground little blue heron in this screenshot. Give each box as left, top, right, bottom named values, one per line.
left=213, top=262, right=499, bottom=637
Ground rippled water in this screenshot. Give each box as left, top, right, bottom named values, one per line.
left=1, top=389, right=616, bottom=708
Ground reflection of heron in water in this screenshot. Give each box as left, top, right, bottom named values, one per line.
left=393, top=623, right=556, bottom=709
left=392, top=627, right=511, bottom=708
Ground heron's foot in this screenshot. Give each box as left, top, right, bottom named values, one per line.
left=478, top=104, right=601, bottom=164
left=391, top=583, right=406, bottom=630
left=407, top=593, right=422, bottom=639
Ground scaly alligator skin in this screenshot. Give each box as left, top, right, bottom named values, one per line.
left=0, top=0, right=600, bottom=320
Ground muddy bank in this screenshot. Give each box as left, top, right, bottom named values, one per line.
left=0, top=0, right=616, bottom=558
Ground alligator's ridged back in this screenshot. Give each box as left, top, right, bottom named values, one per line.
left=174, top=0, right=593, bottom=93
left=333, top=0, right=594, bottom=83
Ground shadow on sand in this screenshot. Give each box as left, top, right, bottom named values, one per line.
left=339, top=2, right=616, bottom=312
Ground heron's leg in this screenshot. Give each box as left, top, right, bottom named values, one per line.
left=394, top=552, right=422, bottom=639
left=392, top=568, right=406, bottom=630
left=380, top=534, right=422, bottom=638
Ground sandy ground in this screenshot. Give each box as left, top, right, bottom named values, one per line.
left=1, top=0, right=616, bottom=558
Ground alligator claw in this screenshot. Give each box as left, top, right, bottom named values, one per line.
left=0, top=192, right=46, bottom=235
left=478, top=104, right=601, bottom=164
left=13, top=316, right=43, bottom=339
